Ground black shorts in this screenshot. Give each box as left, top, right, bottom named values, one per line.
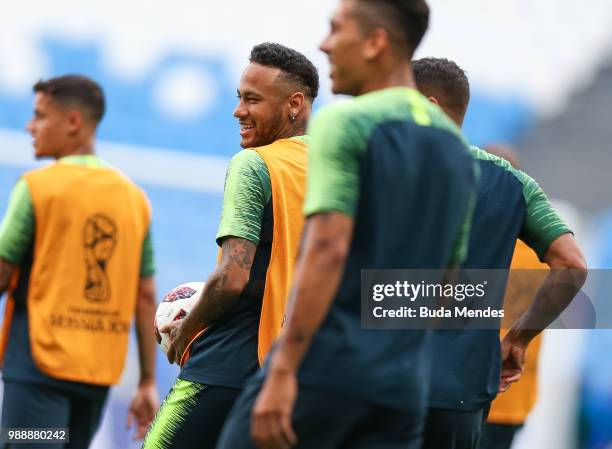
left=1, top=380, right=108, bottom=449
left=422, top=407, right=489, bottom=449
left=142, top=378, right=241, bottom=449
left=216, top=376, right=424, bottom=449
left=479, top=422, right=522, bottom=449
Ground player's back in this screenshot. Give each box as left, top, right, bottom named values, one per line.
left=429, top=147, right=570, bottom=410
left=24, top=161, right=150, bottom=295
left=9, top=160, right=151, bottom=385
left=299, top=87, right=477, bottom=413
left=463, top=148, right=527, bottom=268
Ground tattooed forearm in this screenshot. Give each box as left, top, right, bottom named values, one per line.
left=226, top=238, right=257, bottom=270
left=183, top=237, right=257, bottom=332
left=197, top=270, right=234, bottom=325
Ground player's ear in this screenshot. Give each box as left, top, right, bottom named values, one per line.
left=288, top=91, right=306, bottom=119
left=363, top=27, right=388, bottom=61
left=427, top=96, right=440, bottom=107
left=66, top=109, right=83, bottom=135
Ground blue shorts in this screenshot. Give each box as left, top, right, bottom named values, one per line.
left=1, top=380, right=108, bottom=449
left=216, top=375, right=424, bottom=449
left=422, top=407, right=489, bottom=449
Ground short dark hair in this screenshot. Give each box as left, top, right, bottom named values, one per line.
left=353, top=0, right=430, bottom=57
left=249, top=43, right=319, bottom=102
left=33, top=75, right=105, bottom=124
left=413, top=57, right=470, bottom=122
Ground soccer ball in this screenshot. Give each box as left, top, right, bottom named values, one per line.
left=155, top=282, right=204, bottom=354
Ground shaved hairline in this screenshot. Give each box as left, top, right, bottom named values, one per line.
left=246, top=62, right=309, bottom=102
left=275, top=71, right=312, bottom=102
left=346, top=0, right=412, bottom=55
left=417, top=81, right=467, bottom=125
left=38, top=92, right=99, bottom=125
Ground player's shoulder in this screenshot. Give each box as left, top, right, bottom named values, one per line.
left=226, top=150, right=269, bottom=186
left=5, top=177, right=31, bottom=202
left=106, top=168, right=151, bottom=204
left=470, top=145, right=539, bottom=189
left=471, top=145, right=519, bottom=175
left=21, top=162, right=79, bottom=187
left=250, top=135, right=308, bottom=154
left=469, top=145, right=510, bottom=166
left=357, top=87, right=466, bottom=142
left=229, top=148, right=265, bottom=168
left=308, top=96, right=385, bottom=147
left=100, top=162, right=137, bottom=185
left=21, top=163, right=58, bottom=180
left=312, top=88, right=419, bottom=127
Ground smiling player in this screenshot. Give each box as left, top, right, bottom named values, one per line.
left=143, top=43, right=319, bottom=449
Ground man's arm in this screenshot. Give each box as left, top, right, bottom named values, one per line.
left=164, top=236, right=257, bottom=364
left=505, top=233, right=587, bottom=346
left=132, top=227, right=157, bottom=384
left=0, top=178, right=35, bottom=295
left=499, top=233, right=587, bottom=391
left=164, top=150, right=269, bottom=364
left=0, top=258, right=17, bottom=296
left=250, top=212, right=353, bottom=449
left=127, top=275, right=159, bottom=439
left=135, top=276, right=157, bottom=385
left=509, top=171, right=585, bottom=345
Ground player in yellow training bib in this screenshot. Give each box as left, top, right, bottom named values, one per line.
left=0, top=75, right=159, bottom=447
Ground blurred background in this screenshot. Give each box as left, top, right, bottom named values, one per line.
left=1, top=0, right=611, bottom=447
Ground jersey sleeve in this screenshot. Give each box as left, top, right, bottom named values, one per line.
left=518, top=173, right=572, bottom=259
left=140, top=227, right=155, bottom=277
left=216, top=150, right=271, bottom=246
left=0, top=178, right=35, bottom=264
left=303, top=105, right=363, bottom=218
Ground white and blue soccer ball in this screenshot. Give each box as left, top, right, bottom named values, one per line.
left=155, top=282, right=204, bottom=354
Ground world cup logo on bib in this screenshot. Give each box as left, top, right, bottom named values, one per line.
left=83, top=214, right=117, bottom=302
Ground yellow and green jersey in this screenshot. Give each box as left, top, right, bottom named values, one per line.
left=214, top=135, right=310, bottom=247
left=215, top=149, right=271, bottom=245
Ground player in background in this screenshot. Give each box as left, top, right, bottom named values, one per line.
left=479, top=144, right=547, bottom=449
left=216, top=1, right=477, bottom=448
left=413, top=57, right=587, bottom=449
left=0, top=75, right=159, bottom=447
left=142, top=43, right=318, bottom=449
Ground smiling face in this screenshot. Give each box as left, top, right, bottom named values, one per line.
left=233, top=63, right=293, bottom=149
left=26, top=93, right=72, bottom=159
left=320, top=0, right=372, bottom=96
